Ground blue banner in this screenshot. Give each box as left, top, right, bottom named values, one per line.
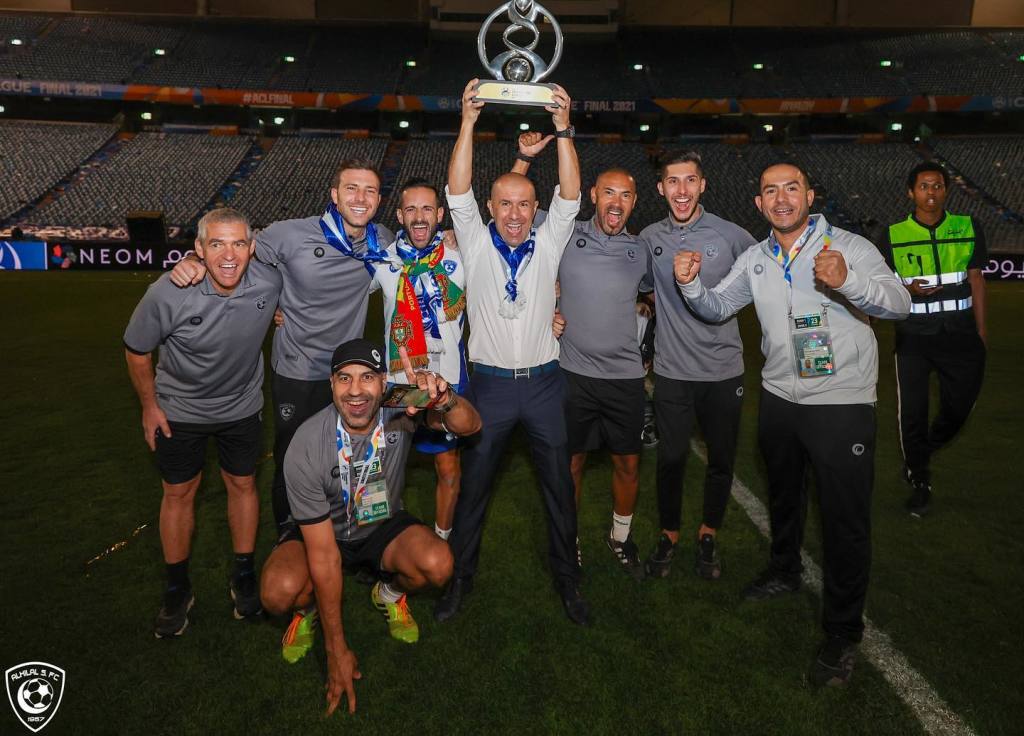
left=0, top=241, right=48, bottom=271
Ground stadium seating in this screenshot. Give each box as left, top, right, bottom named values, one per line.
left=3, top=121, right=1021, bottom=251
left=1, top=13, right=1022, bottom=98
left=0, top=13, right=47, bottom=46
left=787, top=142, right=924, bottom=233
left=22, top=131, right=251, bottom=229
left=227, top=135, right=388, bottom=228
left=133, top=22, right=305, bottom=91
left=0, top=16, right=183, bottom=84
left=931, top=136, right=1024, bottom=217
left=0, top=120, right=115, bottom=221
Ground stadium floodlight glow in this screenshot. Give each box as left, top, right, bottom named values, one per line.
left=890, top=122, right=903, bottom=131
left=639, top=124, right=651, bottom=132
left=1019, top=54, right=1024, bottom=62
left=273, top=116, right=285, bottom=125
left=879, top=59, right=892, bottom=67
left=405, top=60, right=417, bottom=67
left=398, top=120, right=410, bottom=129
left=154, top=48, right=166, bottom=56
left=519, top=122, right=530, bottom=131
left=284, top=55, right=296, bottom=63
left=632, top=63, right=644, bottom=71
left=763, top=124, right=773, bottom=132
left=10, top=38, right=23, bottom=46
left=752, top=62, right=764, bottom=70
left=140, top=112, right=152, bottom=120
left=0, top=105, right=5, bottom=113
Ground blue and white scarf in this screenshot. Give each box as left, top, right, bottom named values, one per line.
left=489, top=222, right=536, bottom=319
left=319, top=201, right=387, bottom=273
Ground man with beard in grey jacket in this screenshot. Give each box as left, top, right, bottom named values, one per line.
left=674, top=162, right=910, bottom=688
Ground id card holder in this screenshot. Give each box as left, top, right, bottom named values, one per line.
left=355, top=479, right=390, bottom=526
left=790, top=310, right=836, bottom=378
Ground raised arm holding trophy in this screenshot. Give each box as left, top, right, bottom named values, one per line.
left=432, top=10, right=590, bottom=623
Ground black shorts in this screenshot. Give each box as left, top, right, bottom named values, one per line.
left=155, top=412, right=262, bottom=485
left=563, top=369, right=645, bottom=455
left=277, top=510, right=424, bottom=582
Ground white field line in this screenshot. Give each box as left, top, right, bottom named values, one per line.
left=691, top=440, right=977, bottom=736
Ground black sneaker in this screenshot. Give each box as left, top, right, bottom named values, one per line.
left=230, top=572, right=262, bottom=620
left=434, top=577, right=472, bottom=623
left=644, top=534, right=677, bottom=579
left=641, top=422, right=658, bottom=449
left=808, top=636, right=857, bottom=687
left=154, top=587, right=195, bottom=639
left=555, top=578, right=591, bottom=626
left=695, top=533, right=721, bottom=580
left=906, top=481, right=932, bottom=518
left=741, top=569, right=801, bottom=601
left=606, top=532, right=645, bottom=581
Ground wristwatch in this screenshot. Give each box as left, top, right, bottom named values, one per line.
left=436, top=390, right=458, bottom=413
left=555, top=125, right=575, bottom=139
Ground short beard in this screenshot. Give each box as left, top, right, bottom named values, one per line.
left=336, top=395, right=381, bottom=433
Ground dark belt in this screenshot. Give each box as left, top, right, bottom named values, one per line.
left=473, top=360, right=559, bottom=380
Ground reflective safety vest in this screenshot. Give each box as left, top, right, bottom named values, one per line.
left=888, top=213, right=975, bottom=316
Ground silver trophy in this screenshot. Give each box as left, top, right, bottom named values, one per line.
left=475, top=0, right=564, bottom=107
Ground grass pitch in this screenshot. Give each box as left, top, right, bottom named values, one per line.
left=1, top=272, right=1021, bottom=735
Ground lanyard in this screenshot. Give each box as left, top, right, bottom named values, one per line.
left=771, top=216, right=818, bottom=286
left=774, top=218, right=833, bottom=318
left=336, top=413, right=384, bottom=511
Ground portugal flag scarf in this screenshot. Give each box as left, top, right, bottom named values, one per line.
left=388, top=230, right=466, bottom=373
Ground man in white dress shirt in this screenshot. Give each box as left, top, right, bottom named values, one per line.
left=433, top=79, right=589, bottom=625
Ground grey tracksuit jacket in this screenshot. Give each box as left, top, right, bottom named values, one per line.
left=678, top=216, right=911, bottom=406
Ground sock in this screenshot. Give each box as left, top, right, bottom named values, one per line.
left=165, top=558, right=190, bottom=592
left=611, top=513, right=633, bottom=543
left=377, top=582, right=403, bottom=604
left=435, top=524, right=451, bottom=540
left=233, top=552, right=255, bottom=579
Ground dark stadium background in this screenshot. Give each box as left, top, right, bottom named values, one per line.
left=0, top=1, right=1022, bottom=734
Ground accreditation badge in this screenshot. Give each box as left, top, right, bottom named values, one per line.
left=790, top=311, right=836, bottom=378
left=355, top=478, right=390, bottom=526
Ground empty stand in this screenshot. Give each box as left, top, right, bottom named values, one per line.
left=0, top=120, right=115, bottom=221
left=1, top=13, right=1021, bottom=98
left=228, top=135, right=388, bottom=228
left=23, top=131, right=250, bottom=229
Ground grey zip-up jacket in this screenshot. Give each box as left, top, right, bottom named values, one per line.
left=678, top=216, right=911, bottom=405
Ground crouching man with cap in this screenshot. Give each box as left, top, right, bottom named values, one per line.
left=259, top=338, right=481, bottom=716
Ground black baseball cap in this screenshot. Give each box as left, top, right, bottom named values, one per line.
left=330, top=338, right=386, bottom=374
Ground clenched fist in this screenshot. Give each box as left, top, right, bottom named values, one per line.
left=674, top=250, right=702, bottom=284
left=813, top=250, right=848, bottom=289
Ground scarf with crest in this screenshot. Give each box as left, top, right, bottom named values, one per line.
left=388, top=229, right=465, bottom=372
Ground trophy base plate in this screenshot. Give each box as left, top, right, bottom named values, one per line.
left=474, top=80, right=556, bottom=107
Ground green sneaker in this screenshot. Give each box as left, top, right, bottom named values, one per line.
left=371, top=582, right=419, bottom=644
left=281, top=608, right=318, bottom=664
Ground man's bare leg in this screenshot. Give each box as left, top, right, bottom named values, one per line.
left=433, top=449, right=461, bottom=539
left=373, top=525, right=454, bottom=643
